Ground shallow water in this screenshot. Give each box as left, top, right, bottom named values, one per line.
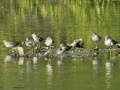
left=1, top=51, right=120, bottom=90
left=0, top=0, right=120, bottom=90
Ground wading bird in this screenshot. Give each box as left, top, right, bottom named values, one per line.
left=24, top=37, right=36, bottom=51
left=32, top=33, right=44, bottom=48
left=92, top=33, right=101, bottom=49
left=45, top=36, right=54, bottom=50
left=105, top=35, right=118, bottom=58
left=3, top=40, right=20, bottom=48
left=3, top=40, right=20, bottom=52
left=105, top=35, right=118, bottom=47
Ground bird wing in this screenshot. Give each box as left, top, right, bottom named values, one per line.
left=112, top=39, right=118, bottom=45
left=39, top=37, right=44, bottom=42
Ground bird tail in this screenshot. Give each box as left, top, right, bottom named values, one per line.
left=116, top=44, right=120, bottom=48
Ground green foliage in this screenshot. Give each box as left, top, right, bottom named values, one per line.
left=0, top=0, right=120, bottom=49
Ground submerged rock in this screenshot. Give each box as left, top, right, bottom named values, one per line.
left=8, top=46, right=120, bottom=58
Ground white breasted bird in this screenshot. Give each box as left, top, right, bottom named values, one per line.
left=3, top=40, right=20, bottom=48
left=32, top=33, right=44, bottom=48
left=45, top=36, right=54, bottom=50
left=92, top=33, right=101, bottom=48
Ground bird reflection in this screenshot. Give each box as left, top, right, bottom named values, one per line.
left=4, top=55, right=12, bottom=63
left=93, top=56, right=100, bottom=72
left=105, top=51, right=115, bottom=90
left=46, top=58, right=53, bottom=74
left=33, top=57, right=38, bottom=68
left=26, top=60, right=33, bottom=68
left=92, top=56, right=101, bottom=90
left=26, top=59, right=34, bottom=77
left=72, top=56, right=84, bottom=63
left=26, top=57, right=38, bottom=70
left=18, top=57, right=24, bottom=66
left=46, top=62, right=53, bottom=74
left=46, top=58, right=53, bottom=90
left=105, top=60, right=114, bottom=90
left=57, top=56, right=64, bottom=68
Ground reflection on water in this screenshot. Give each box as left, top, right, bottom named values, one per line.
left=93, top=56, right=100, bottom=72
left=46, top=59, right=53, bottom=90
left=92, top=56, right=100, bottom=90
left=4, top=55, right=12, bottom=63
left=72, top=56, right=84, bottom=64
left=1, top=50, right=120, bottom=90
left=26, top=57, right=38, bottom=69
left=57, top=56, right=64, bottom=68
left=17, top=67, right=24, bottom=82
left=105, top=60, right=114, bottom=90
left=33, top=57, right=38, bottom=68
left=18, top=57, right=24, bottom=66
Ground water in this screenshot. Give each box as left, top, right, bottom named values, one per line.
left=0, top=0, right=120, bottom=90
left=1, top=52, right=120, bottom=90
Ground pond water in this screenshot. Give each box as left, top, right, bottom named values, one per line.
left=0, top=0, right=120, bottom=90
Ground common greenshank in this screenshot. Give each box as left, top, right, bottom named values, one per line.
left=32, top=33, right=44, bottom=48
left=3, top=40, right=20, bottom=48
left=25, top=37, right=35, bottom=51
left=105, top=35, right=118, bottom=47
left=105, top=35, right=118, bottom=58
left=92, top=33, right=101, bottom=48
left=45, top=36, right=54, bottom=50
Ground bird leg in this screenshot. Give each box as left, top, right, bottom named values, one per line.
left=50, top=46, right=54, bottom=50
left=27, top=47, right=32, bottom=52
left=27, top=47, right=30, bottom=51
left=48, top=46, right=54, bottom=56
left=95, top=42, right=98, bottom=49
left=36, top=43, right=40, bottom=48
left=31, top=46, right=35, bottom=52
left=38, top=43, right=41, bottom=48
left=109, top=47, right=112, bottom=59
left=9, top=48, right=19, bottom=57
left=36, top=43, right=39, bottom=48
left=9, top=49, right=13, bottom=53
left=93, top=42, right=99, bottom=51
left=9, top=48, right=18, bottom=53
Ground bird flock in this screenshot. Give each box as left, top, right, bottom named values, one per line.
left=3, top=33, right=120, bottom=57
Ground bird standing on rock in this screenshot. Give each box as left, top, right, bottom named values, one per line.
left=92, top=33, right=101, bottom=49
left=32, top=33, right=44, bottom=48
left=56, top=43, right=72, bottom=55
left=105, top=35, right=119, bottom=58
left=105, top=35, right=118, bottom=47
left=24, top=37, right=36, bottom=51
left=3, top=40, right=20, bottom=53
left=75, top=38, right=84, bottom=48
left=45, top=36, right=54, bottom=50
left=68, top=38, right=84, bottom=49
left=3, top=40, right=20, bottom=48
left=59, top=44, right=72, bottom=51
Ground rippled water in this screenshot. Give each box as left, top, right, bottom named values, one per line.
left=0, top=0, right=120, bottom=90
left=1, top=52, right=120, bottom=90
